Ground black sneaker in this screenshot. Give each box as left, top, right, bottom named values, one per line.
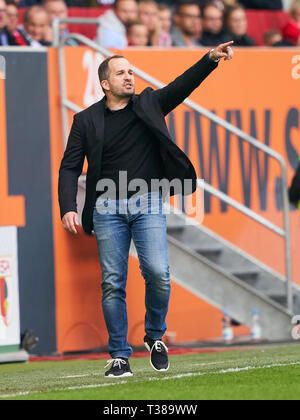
left=144, top=335, right=169, bottom=372
left=104, top=358, right=133, bottom=378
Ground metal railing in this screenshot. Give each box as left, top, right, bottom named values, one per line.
left=52, top=17, right=102, bottom=48
left=54, top=19, right=293, bottom=312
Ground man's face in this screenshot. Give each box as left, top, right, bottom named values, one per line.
left=25, top=10, right=48, bottom=41
left=115, top=0, right=138, bottom=25
left=6, top=4, right=19, bottom=32
left=0, top=0, right=7, bottom=30
left=265, top=33, right=282, bottom=46
left=175, top=5, right=202, bottom=37
left=227, top=8, right=247, bottom=37
left=139, top=2, right=158, bottom=33
left=44, top=1, right=68, bottom=33
left=128, top=24, right=148, bottom=46
left=102, top=58, right=135, bottom=98
left=159, top=8, right=172, bottom=33
left=203, top=5, right=223, bottom=34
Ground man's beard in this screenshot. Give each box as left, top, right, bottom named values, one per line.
left=111, top=86, right=135, bottom=99
left=182, top=27, right=198, bottom=37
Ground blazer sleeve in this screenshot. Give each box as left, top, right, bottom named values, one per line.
left=58, top=114, right=86, bottom=219
left=289, top=162, right=300, bottom=205
left=153, top=52, right=219, bottom=116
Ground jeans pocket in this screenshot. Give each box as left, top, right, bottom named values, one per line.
left=95, top=198, right=117, bottom=215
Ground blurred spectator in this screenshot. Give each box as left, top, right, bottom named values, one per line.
left=5, top=0, right=29, bottom=45
left=200, top=2, right=232, bottom=46
left=238, top=0, right=283, bottom=9
left=18, top=0, right=42, bottom=6
left=126, top=19, right=148, bottom=45
left=263, top=29, right=294, bottom=46
left=6, top=0, right=19, bottom=32
left=99, top=0, right=138, bottom=47
left=0, top=0, right=18, bottom=45
left=18, top=0, right=84, bottom=4
left=138, top=0, right=171, bottom=46
left=84, top=0, right=114, bottom=7
left=224, top=4, right=255, bottom=46
left=223, top=0, right=238, bottom=6
left=171, top=1, right=202, bottom=47
left=97, top=0, right=138, bottom=48
left=23, top=5, right=51, bottom=46
left=156, top=3, right=172, bottom=46
left=263, top=29, right=283, bottom=45
left=43, top=0, right=77, bottom=45
left=283, top=0, right=300, bottom=45
left=138, top=0, right=160, bottom=45
left=158, top=4, right=172, bottom=33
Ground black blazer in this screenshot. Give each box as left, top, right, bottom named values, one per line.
left=289, top=162, right=300, bottom=205
left=58, top=52, right=218, bottom=235
left=0, top=27, right=19, bottom=46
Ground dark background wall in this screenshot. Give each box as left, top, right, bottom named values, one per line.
left=2, top=50, right=56, bottom=355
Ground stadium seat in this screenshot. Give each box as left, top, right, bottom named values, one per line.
left=68, top=7, right=109, bottom=41
left=245, top=10, right=290, bottom=46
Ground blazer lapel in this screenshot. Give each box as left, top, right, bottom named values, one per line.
left=90, top=98, right=106, bottom=179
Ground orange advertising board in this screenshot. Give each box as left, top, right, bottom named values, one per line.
left=48, top=47, right=300, bottom=352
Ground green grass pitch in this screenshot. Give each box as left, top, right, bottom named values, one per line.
left=0, top=343, right=300, bottom=400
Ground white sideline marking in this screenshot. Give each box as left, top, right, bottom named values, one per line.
left=61, top=374, right=90, bottom=379
left=66, top=381, right=128, bottom=390
left=0, top=392, right=30, bottom=399
left=1, top=361, right=300, bottom=399
left=0, top=381, right=128, bottom=399
left=219, top=361, right=300, bottom=374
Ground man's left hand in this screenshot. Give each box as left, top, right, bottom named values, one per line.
left=209, top=41, right=234, bottom=62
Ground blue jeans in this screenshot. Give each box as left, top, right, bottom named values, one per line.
left=93, top=191, right=171, bottom=359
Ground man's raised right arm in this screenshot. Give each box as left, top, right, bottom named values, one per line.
left=58, top=114, right=85, bottom=234
left=153, top=42, right=234, bottom=116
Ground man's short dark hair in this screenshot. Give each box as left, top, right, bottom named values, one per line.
left=224, top=3, right=245, bottom=25
left=114, top=0, right=135, bottom=9
left=175, top=1, right=202, bottom=16
left=5, top=0, right=19, bottom=8
left=98, top=55, right=125, bottom=92
left=23, top=5, right=48, bottom=24
left=201, top=1, right=223, bottom=16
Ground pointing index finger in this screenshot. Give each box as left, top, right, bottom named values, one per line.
left=220, top=41, right=234, bottom=48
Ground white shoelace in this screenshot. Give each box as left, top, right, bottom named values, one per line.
left=153, top=341, right=168, bottom=353
left=105, top=358, right=127, bottom=369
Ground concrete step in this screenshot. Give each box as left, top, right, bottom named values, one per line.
left=193, top=245, right=223, bottom=263
left=163, top=211, right=297, bottom=340
left=231, top=268, right=260, bottom=282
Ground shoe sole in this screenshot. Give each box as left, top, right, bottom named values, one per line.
left=144, top=342, right=170, bottom=372
left=105, top=372, right=133, bottom=378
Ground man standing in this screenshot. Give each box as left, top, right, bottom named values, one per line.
left=58, top=42, right=234, bottom=378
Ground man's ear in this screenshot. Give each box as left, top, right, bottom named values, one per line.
left=101, top=80, right=109, bottom=92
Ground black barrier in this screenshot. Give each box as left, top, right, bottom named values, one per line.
left=1, top=50, right=56, bottom=355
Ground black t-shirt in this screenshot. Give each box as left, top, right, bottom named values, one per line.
left=98, top=100, right=165, bottom=200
